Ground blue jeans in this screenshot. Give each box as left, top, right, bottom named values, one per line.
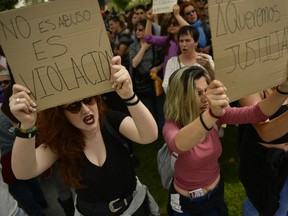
left=243, top=178, right=288, bottom=216
left=9, top=178, right=46, bottom=216
left=169, top=178, right=228, bottom=216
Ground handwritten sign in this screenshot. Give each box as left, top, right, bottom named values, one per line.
left=0, top=0, right=113, bottom=111
left=209, top=0, right=288, bottom=102
left=152, top=0, right=177, bottom=14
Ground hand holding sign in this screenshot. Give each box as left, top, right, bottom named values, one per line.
left=110, top=56, right=133, bottom=100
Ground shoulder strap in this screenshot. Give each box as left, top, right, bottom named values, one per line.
left=103, top=118, right=130, bottom=152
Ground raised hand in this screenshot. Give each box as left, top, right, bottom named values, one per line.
left=9, top=84, right=37, bottom=128
left=205, top=80, right=229, bottom=117
left=110, top=56, right=134, bottom=99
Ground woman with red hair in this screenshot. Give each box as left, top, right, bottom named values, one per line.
left=180, top=1, right=212, bottom=55
left=9, top=56, right=160, bottom=216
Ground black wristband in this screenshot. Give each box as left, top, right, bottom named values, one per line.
left=122, top=93, right=136, bottom=102
left=199, top=112, right=212, bottom=131
left=209, top=109, right=221, bottom=119
left=276, top=85, right=288, bottom=95
left=14, top=124, right=37, bottom=139
left=126, top=97, right=140, bottom=106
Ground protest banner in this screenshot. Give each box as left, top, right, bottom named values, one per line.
left=209, top=0, right=288, bottom=102
left=0, top=0, right=113, bottom=111
left=152, top=0, right=177, bottom=14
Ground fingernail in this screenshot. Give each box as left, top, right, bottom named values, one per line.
left=224, top=87, right=227, bottom=91
left=31, top=102, right=37, bottom=107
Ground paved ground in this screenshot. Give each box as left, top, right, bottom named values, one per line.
left=40, top=176, right=66, bottom=216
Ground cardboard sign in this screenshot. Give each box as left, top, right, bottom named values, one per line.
left=152, top=0, right=177, bottom=14
left=209, top=0, right=288, bottom=102
left=0, top=0, right=113, bottom=111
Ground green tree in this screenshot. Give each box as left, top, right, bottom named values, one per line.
left=112, top=0, right=130, bottom=11
left=0, top=0, right=19, bottom=11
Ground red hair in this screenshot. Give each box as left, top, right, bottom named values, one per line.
left=180, top=1, right=201, bottom=20
left=37, top=95, right=106, bottom=188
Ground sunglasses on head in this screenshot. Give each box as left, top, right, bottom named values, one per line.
left=64, top=97, right=96, bottom=114
left=185, top=9, right=196, bottom=16
left=0, top=80, right=10, bottom=85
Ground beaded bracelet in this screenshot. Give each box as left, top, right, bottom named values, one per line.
left=14, top=123, right=37, bottom=139
left=276, top=85, right=288, bottom=95
left=125, top=97, right=140, bottom=106
left=199, top=112, right=212, bottom=131
left=209, top=109, right=221, bottom=119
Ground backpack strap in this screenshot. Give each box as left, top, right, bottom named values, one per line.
left=103, top=118, right=130, bottom=152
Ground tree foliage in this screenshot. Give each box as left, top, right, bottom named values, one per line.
left=112, top=0, right=130, bottom=11
left=0, top=0, right=19, bottom=11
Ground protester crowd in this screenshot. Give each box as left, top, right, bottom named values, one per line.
left=0, top=0, right=288, bottom=215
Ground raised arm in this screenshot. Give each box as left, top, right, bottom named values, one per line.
left=173, top=4, right=189, bottom=27
left=175, top=80, right=229, bottom=151
left=110, top=56, right=158, bottom=144
left=240, top=88, right=288, bottom=142
left=9, top=85, right=57, bottom=179
left=257, top=84, right=288, bottom=117
left=144, top=8, right=154, bottom=36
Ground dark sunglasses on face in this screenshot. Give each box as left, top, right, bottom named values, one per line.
left=0, top=80, right=10, bottom=85
left=185, top=9, right=196, bottom=16
left=64, top=97, right=96, bottom=114
left=170, top=21, right=179, bottom=26
left=136, top=28, right=144, bottom=32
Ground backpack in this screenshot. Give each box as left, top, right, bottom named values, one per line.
left=157, top=143, right=178, bottom=190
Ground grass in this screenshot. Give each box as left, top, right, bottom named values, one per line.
left=133, top=125, right=245, bottom=216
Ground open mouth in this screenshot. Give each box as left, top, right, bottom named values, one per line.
left=201, top=103, right=208, bottom=112
left=83, top=115, right=95, bottom=125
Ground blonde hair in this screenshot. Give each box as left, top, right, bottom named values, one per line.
left=164, top=65, right=210, bottom=126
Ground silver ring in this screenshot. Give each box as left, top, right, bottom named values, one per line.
left=15, top=98, right=21, bottom=104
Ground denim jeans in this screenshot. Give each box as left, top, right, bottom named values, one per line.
left=9, top=178, right=46, bottom=216
left=243, top=177, right=288, bottom=216
left=169, top=178, right=228, bottom=216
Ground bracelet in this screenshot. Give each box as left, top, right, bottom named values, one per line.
left=122, top=93, right=136, bottom=102
left=14, top=123, right=37, bottom=139
left=125, top=97, right=140, bottom=106
left=209, top=109, right=221, bottom=119
left=199, top=112, right=212, bottom=131
left=276, top=85, right=288, bottom=95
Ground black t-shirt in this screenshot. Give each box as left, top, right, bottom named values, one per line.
left=76, top=111, right=136, bottom=202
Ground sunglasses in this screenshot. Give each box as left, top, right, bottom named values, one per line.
left=185, top=9, right=196, bottom=16
left=0, top=80, right=10, bottom=85
left=170, top=21, right=179, bottom=26
left=136, top=28, right=144, bottom=32
left=64, top=97, right=96, bottom=114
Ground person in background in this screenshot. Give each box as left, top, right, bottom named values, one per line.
left=1, top=71, right=48, bottom=216
left=144, top=4, right=188, bottom=77
left=194, top=0, right=207, bottom=18
left=163, top=65, right=288, bottom=215
left=0, top=155, right=28, bottom=216
left=239, top=88, right=288, bottom=216
left=10, top=56, right=160, bottom=216
left=180, top=1, right=212, bottom=55
left=0, top=69, right=11, bottom=103
left=135, top=4, right=161, bottom=36
left=163, top=25, right=214, bottom=93
left=129, top=19, right=165, bottom=132
left=108, top=15, right=133, bottom=70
